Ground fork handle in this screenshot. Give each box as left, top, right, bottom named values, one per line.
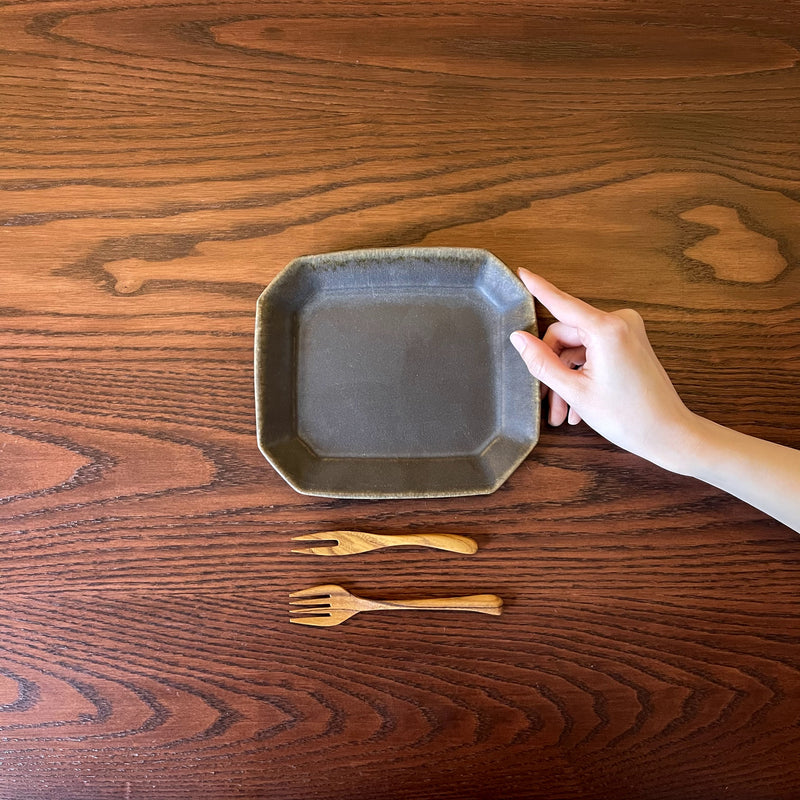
left=373, top=533, right=478, bottom=554
left=370, top=594, right=503, bottom=616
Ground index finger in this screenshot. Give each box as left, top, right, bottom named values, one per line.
left=518, top=268, right=606, bottom=330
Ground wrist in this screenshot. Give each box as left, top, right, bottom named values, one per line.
left=648, top=410, right=712, bottom=477
left=663, top=412, right=722, bottom=479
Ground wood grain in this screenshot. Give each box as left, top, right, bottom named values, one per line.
left=1, top=1, right=800, bottom=798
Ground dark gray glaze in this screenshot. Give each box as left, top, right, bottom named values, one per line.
left=254, top=247, right=540, bottom=498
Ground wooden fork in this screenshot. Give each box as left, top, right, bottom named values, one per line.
left=290, top=584, right=502, bottom=627
left=290, top=530, right=478, bottom=556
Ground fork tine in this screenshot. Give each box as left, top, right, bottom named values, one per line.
left=291, top=533, right=340, bottom=543
left=290, top=534, right=342, bottom=556
left=289, top=597, right=331, bottom=607
left=289, top=586, right=352, bottom=627
left=290, top=545, right=342, bottom=556
left=289, top=585, right=336, bottom=599
left=293, top=530, right=376, bottom=556
left=290, top=614, right=338, bottom=627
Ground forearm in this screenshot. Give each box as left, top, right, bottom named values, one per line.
left=679, top=414, right=800, bottom=533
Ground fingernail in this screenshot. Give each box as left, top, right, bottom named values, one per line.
left=509, top=332, right=526, bottom=354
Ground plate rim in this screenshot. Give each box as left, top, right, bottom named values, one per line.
left=254, top=246, right=540, bottom=498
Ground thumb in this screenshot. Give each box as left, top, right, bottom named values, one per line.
left=509, top=331, right=580, bottom=401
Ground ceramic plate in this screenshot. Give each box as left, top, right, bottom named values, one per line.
left=254, top=247, right=539, bottom=498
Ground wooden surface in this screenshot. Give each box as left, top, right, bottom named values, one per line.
left=2, top=1, right=800, bottom=798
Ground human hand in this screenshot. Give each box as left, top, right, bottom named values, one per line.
left=510, top=269, right=701, bottom=474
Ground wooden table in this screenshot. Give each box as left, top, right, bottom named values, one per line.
left=2, top=2, right=799, bottom=798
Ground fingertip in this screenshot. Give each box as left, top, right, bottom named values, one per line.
left=515, top=270, right=604, bottom=331
left=511, top=330, right=549, bottom=398
left=509, top=331, right=529, bottom=354
left=517, top=268, right=539, bottom=294
left=516, top=268, right=561, bottom=308
left=509, top=330, right=577, bottom=403
left=548, top=392, right=568, bottom=427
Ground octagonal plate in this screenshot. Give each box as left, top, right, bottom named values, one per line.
left=255, top=247, right=539, bottom=498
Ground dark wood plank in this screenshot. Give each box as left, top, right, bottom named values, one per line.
left=1, top=1, right=799, bottom=798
